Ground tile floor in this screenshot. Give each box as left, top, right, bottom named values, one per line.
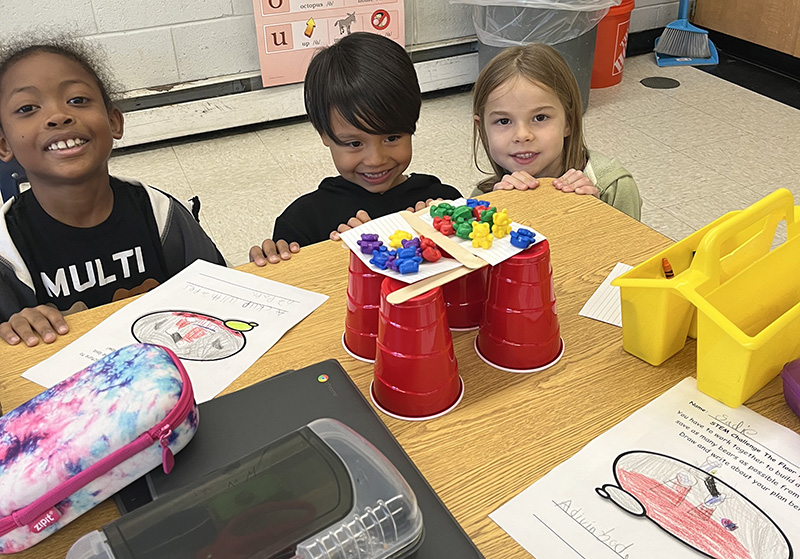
left=108, top=53, right=800, bottom=266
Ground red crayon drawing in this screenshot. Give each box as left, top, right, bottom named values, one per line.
left=597, top=451, right=792, bottom=559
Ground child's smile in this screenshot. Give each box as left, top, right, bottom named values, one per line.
left=0, top=51, right=123, bottom=190
left=322, top=111, right=411, bottom=194
left=45, top=136, right=89, bottom=152
left=359, top=169, right=397, bottom=186
left=478, top=76, right=570, bottom=179
left=510, top=151, right=539, bottom=165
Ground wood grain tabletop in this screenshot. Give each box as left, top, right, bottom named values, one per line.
left=2, top=187, right=798, bottom=558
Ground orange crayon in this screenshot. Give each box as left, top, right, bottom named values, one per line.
left=662, top=257, right=674, bottom=279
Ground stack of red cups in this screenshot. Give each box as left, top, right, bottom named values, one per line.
left=371, top=277, right=463, bottom=420
left=475, top=240, right=564, bottom=372
left=342, top=251, right=384, bottom=362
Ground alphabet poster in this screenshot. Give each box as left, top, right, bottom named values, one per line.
left=23, top=260, right=328, bottom=403
left=251, top=0, right=405, bottom=87
left=490, top=378, right=800, bottom=559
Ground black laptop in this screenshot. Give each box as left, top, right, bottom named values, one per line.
left=116, top=360, right=483, bottom=558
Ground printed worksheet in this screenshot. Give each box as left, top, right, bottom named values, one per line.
left=23, top=260, right=328, bottom=403
left=491, top=378, right=800, bottom=559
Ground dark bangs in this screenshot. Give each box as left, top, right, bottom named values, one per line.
left=304, top=32, right=420, bottom=144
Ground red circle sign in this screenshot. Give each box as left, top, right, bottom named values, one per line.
left=371, top=9, right=390, bottom=30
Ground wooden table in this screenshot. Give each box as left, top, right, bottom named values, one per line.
left=2, top=188, right=799, bottom=558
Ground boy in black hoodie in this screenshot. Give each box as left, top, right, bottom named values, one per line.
left=250, top=32, right=460, bottom=264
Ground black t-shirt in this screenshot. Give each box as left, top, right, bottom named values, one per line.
left=272, top=173, right=462, bottom=246
left=5, top=178, right=168, bottom=314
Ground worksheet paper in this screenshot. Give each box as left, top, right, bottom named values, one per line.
left=579, top=262, right=633, bottom=327
left=490, top=378, right=800, bottom=559
left=23, top=260, right=328, bottom=403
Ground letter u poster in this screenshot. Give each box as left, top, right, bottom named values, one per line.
left=252, top=0, right=405, bottom=87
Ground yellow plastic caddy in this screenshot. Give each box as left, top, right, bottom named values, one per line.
left=613, top=189, right=800, bottom=407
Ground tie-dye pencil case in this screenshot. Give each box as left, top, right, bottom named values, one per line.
left=0, top=344, right=198, bottom=554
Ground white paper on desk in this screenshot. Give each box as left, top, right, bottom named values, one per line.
left=490, top=378, right=800, bottom=559
left=22, top=260, right=328, bottom=403
left=417, top=198, right=546, bottom=266
left=579, top=262, right=633, bottom=327
left=340, top=212, right=462, bottom=284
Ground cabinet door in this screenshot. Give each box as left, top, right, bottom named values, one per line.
left=694, top=0, right=800, bottom=57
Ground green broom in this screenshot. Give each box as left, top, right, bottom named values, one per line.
left=654, top=0, right=711, bottom=59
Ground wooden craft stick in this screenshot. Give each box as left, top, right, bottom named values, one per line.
left=399, top=211, right=486, bottom=270
left=386, top=266, right=476, bottom=305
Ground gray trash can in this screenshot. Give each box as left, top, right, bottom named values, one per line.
left=471, top=4, right=610, bottom=113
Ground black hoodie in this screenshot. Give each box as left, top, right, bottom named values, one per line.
left=272, top=174, right=461, bottom=246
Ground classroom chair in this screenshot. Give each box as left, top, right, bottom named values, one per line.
left=0, top=158, right=25, bottom=203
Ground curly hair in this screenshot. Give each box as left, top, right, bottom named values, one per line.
left=0, top=34, right=119, bottom=126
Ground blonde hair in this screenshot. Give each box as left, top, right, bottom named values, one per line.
left=472, top=43, right=588, bottom=193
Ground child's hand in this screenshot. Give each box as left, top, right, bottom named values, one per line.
left=0, top=305, right=69, bottom=347
left=330, top=210, right=371, bottom=241
left=406, top=198, right=441, bottom=212
left=553, top=169, right=599, bottom=198
left=249, top=239, right=300, bottom=266
left=493, top=171, right=539, bottom=191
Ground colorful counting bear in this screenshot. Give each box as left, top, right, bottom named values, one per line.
left=401, top=237, right=421, bottom=250
left=492, top=209, right=512, bottom=238
left=510, top=228, right=536, bottom=249
left=394, top=247, right=423, bottom=274
left=469, top=221, right=493, bottom=249
left=466, top=198, right=490, bottom=208
left=452, top=205, right=473, bottom=225
left=430, top=203, right=455, bottom=218
left=419, top=236, right=442, bottom=262
left=472, top=205, right=489, bottom=220
left=397, top=256, right=423, bottom=274
left=396, top=247, right=418, bottom=260
left=370, top=246, right=392, bottom=269
left=455, top=221, right=473, bottom=239
left=389, top=230, right=413, bottom=248
left=433, top=215, right=455, bottom=236
left=357, top=233, right=383, bottom=254
left=479, top=206, right=497, bottom=228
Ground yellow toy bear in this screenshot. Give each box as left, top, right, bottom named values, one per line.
left=469, top=221, right=493, bottom=249
left=492, top=209, right=512, bottom=239
left=389, top=230, right=413, bottom=248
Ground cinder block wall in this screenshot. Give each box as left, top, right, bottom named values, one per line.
left=0, top=1, right=677, bottom=94
left=630, top=0, right=681, bottom=34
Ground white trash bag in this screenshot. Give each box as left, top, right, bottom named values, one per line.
left=452, top=0, right=620, bottom=46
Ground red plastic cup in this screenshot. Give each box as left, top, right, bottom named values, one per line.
left=371, top=278, right=463, bottom=420
left=442, top=267, right=489, bottom=330
left=342, top=252, right=383, bottom=362
left=476, top=240, right=564, bottom=372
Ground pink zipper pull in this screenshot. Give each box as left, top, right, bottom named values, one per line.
left=159, top=426, right=175, bottom=474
